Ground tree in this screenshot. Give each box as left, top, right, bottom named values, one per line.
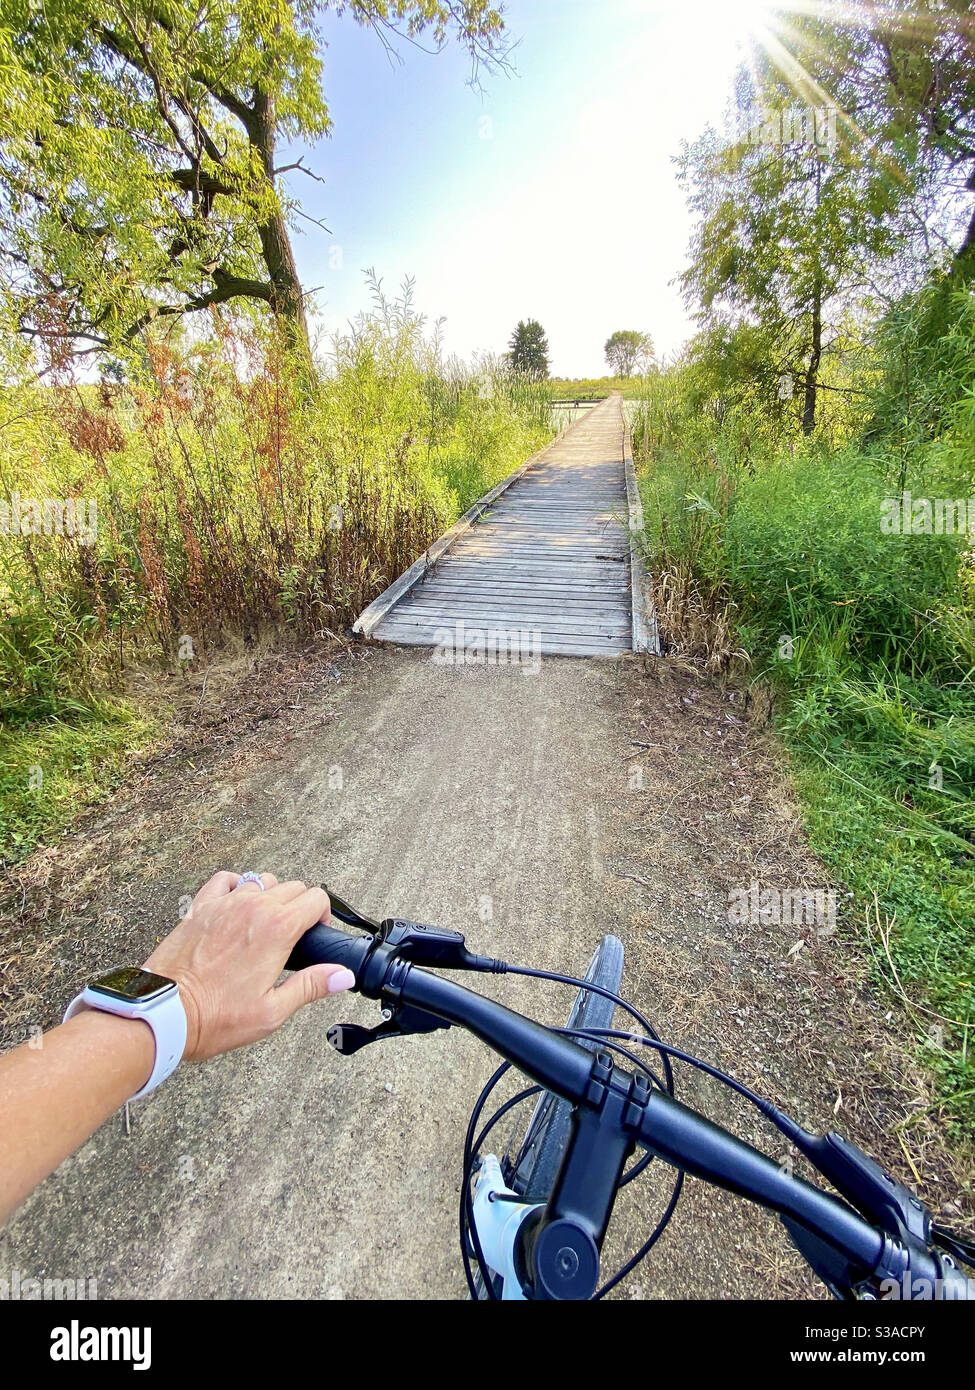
left=0, top=0, right=505, bottom=364
left=507, top=319, right=549, bottom=378
left=678, top=58, right=908, bottom=434
left=792, top=1, right=975, bottom=281
left=604, top=330, right=653, bottom=377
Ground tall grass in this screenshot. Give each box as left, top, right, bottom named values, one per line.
left=0, top=285, right=553, bottom=858
left=631, top=293, right=975, bottom=1127
left=548, top=375, right=648, bottom=400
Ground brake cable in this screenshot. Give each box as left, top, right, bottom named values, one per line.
left=460, top=1016, right=685, bottom=1299
left=458, top=959, right=835, bottom=1301
left=502, top=962, right=841, bottom=1155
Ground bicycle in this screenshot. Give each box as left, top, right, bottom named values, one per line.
left=287, top=889, right=975, bottom=1301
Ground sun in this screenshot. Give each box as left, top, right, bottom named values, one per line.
left=686, top=0, right=773, bottom=22
left=683, top=0, right=781, bottom=44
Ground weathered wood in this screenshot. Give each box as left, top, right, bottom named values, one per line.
left=417, top=582, right=630, bottom=599
left=621, top=400, right=660, bottom=656
left=392, top=604, right=630, bottom=630
left=355, top=395, right=655, bottom=660
left=351, top=429, right=570, bottom=638
left=375, top=622, right=629, bottom=658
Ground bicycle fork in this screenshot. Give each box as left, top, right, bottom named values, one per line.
left=471, top=1156, right=540, bottom=1301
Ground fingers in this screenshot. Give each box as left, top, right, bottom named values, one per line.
left=271, top=963, right=355, bottom=1025
left=278, top=885, right=331, bottom=939
left=193, top=871, right=240, bottom=903
left=260, top=880, right=310, bottom=906
left=196, top=871, right=280, bottom=904
left=196, top=872, right=330, bottom=946
left=227, top=879, right=331, bottom=944
left=232, top=872, right=280, bottom=895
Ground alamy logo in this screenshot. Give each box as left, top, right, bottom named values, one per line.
left=50, top=1320, right=151, bottom=1371
left=733, top=103, right=837, bottom=152
left=727, top=881, right=836, bottom=932
left=879, top=1272, right=975, bottom=1300
left=0, top=491, right=98, bottom=545
left=881, top=492, right=975, bottom=536
left=432, top=620, right=542, bottom=676
left=0, top=1268, right=96, bottom=1299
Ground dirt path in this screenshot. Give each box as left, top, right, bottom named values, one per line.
left=1, top=646, right=966, bottom=1298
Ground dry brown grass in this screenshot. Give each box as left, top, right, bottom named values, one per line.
left=650, top=562, right=749, bottom=675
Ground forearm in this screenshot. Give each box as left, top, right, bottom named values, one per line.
left=0, top=872, right=350, bottom=1224
left=0, top=1011, right=155, bottom=1226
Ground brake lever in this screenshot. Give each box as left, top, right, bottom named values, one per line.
left=319, top=893, right=498, bottom=1057
left=798, top=1130, right=931, bottom=1248
left=327, top=1002, right=450, bottom=1055
left=323, top=886, right=381, bottom=934
left=322, top=878, right=502, bottom=970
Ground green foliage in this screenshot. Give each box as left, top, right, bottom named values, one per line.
left=724, top=450, right=966, bottom=679
left=0, top=0, right=328, bottom=349
left=547, top=376, right=647, bottom=401
left=0, top=0, right=506, bottom=354
left=677, top=46, right=922, bottom=435
left=864, top=282, right=975, bottom=469
left=650, top=3, right=975, bottom=1125
left=631, top=285, right=975, bottom=1125
left=0, top=285, right=551, bottom=860
left=507, top=319, right=550, bottom=379
left=603, top=330, right=652, bottom=378
left=0, top=701, right=157, bottom=864
left=800, top=0, right=975, bottom=279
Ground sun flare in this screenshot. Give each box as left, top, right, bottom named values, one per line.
left=683, top=0, right=780, bottom=44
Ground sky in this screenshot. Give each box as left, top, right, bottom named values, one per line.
left=283, top=0, right=763, bottom=378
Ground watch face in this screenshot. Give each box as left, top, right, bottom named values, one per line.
left=91, top=967, right=176, bottom=1004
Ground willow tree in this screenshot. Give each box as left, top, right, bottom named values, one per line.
left=604, top=330, right=652, bottom=377
left=679, top=59, right=909, bottom=434
left=0, top=0, right=504, bottom=364
left=796, top=0, right=975, bottom=281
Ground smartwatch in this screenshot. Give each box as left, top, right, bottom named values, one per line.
left=63, top=967, right=187, bottom=1101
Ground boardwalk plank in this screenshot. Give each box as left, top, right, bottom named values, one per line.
left=360, top=396, right=654, bottom=658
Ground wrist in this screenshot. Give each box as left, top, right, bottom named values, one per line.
left=143, top=962, right=204, bottom=1061
left=61, top=1009, right=156, bottom=1099
left=64, top=969, right=188, bottom=1099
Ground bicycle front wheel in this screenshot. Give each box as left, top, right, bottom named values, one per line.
left=507, top=933, right=624, bottom=1202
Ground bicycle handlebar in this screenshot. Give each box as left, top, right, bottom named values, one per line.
left=290, top=920, right=971, bottom=1301
left=297, top=921, right=372, bottom=977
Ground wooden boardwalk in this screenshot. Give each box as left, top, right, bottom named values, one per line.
left=354, top=395, right=655, bottom=658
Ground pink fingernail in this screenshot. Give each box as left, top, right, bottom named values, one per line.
left=327, top=968, right=356, bottom=994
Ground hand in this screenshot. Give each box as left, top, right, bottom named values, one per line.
left=144, top=872, right=355, bottom=1061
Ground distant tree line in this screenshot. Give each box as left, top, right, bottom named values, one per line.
left=507, top=321, right=654, bottom=379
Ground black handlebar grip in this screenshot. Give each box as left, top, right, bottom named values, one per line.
left=287, top=922, right=372, bottom=981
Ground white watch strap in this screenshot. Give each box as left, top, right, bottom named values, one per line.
left=64, top=984, right=187, bottom=1101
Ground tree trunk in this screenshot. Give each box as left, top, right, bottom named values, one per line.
left=802, top=160, right=824, bottom=436
left=260, top=206, right=311, bottom=357
left=802, top=277, right=822, bottom=435
left=252, top=88, right=313, bottom=372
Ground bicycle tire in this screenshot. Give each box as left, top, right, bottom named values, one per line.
left=469, top=934, right=624, bottom=1299
left=508, top=934, right=624, bottom=1201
